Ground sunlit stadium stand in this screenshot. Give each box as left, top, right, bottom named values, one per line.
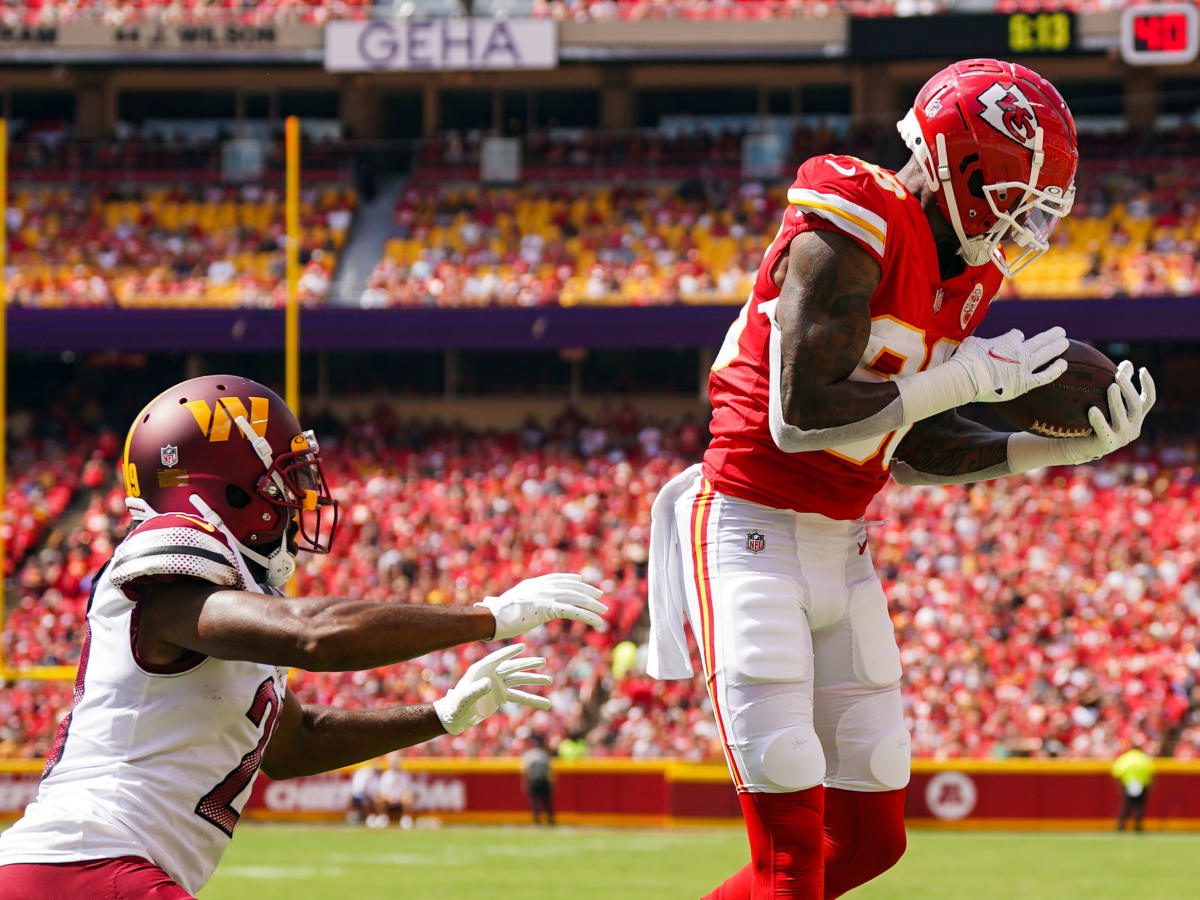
left=4, top=184, right=355, bottom=307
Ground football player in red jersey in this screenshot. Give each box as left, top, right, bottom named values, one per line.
left=0, top=375, right=606, bottom=899
left=647, top=59, right=1155, bottom=899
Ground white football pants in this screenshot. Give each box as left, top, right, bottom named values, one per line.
left=675, top=474, right=910, bottom=794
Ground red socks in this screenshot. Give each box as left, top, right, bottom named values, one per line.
left=703, top=787, right=826, bottom=900
left=822, top=788, right=907, bottom=899
left=703, top=788, right=906, bottom=900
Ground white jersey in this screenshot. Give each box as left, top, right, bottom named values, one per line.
left=0, top=512, right=287, bottom=895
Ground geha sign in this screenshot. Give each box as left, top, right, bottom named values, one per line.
left=325, top=19, right=557, bottom=72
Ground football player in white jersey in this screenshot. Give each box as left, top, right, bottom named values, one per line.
left=0, top=375, right=607, bottom=900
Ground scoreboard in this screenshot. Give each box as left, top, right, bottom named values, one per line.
left=851, top=13, right=1080, bottom=61
left=1120, top=4, right=1199, bottom=66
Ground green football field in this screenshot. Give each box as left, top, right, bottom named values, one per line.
left=198, top=824, right=1200, bottom=899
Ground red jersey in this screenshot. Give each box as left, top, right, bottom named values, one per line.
left=702, top=154, right=1004, bottom=520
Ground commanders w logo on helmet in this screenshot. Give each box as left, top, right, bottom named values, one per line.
left=122, top=375, right=339, bottom=586
left=185, top=397, right=270, bottom=443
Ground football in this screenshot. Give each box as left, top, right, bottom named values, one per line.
left=993, top=339, right=1118, bottom=438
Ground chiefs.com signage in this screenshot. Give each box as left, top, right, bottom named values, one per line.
left=3, top=759, right=1200, bottom=829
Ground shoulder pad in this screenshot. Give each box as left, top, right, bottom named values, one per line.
left=787, top=155, right=899, bottom=263
left=111, top=513, right=245, bottom=599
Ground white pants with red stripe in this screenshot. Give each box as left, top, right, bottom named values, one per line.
left=675, top=475, right=910, bottom=794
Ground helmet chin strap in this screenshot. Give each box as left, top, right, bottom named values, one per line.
left=188, top=493, right=296, bottom=588
left=933, top=132, right=993, bottom=268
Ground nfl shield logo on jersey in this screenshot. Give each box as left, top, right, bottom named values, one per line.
left=746, top=531, right=766, bottom=553
left=160, top=444, right=179, bottom=468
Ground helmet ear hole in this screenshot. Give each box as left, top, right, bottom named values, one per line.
left=966, top=168, right=986, bottom=200
left=226, top=484, right=253, bottom=509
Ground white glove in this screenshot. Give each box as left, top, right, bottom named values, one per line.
left=433, top=643, right=552, bottom=735
left=1008, top=361, right=1156, bottom=472
left=950, top=327, right=1070, bottom=403
left=476, top=573, right=607, bottom=641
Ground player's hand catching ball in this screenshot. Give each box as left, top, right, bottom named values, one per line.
left=433, top=643, right=553, bottom=735
left=1054, top=361, right=1155, bottom=464
left=951, top=326, right=1070, bottom=403
left=476, top=573, right=607, bottom=640
left=1008, top=361, right=1157, bottom=472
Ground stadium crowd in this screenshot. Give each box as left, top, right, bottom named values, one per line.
left=0, top=0, right=1147, bottom=27
left=3, top=0, right=370, bottom=25
left=6, top=123, right=1200, bottom=307
left=3, top=184, right=355, bottom=307
left=3, top=409, right=1198, bottom=764
left=363, top=165, right=1200, bottom=307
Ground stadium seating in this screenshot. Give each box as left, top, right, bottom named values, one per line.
left=365, top=164, right=1200, bottom=306
left=1013, top=169, right=1200, bottom=300
left=4, top=184, right=355, bottom=307
left=3, top=0, right=371, bottom=25
left=4, top=413, right=1198, bottom=761
left=10, top=132, right=354, bottom=185
left=6, top=124, right=1198, bottom=307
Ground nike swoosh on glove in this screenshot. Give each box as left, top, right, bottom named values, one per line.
left=476, top=573, right=607, bottom=641
left=950, top=326, right=1070, bottom=403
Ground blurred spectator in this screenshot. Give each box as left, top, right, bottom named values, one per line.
left=1112, top=738, right=1155, bottom=832
left=522, top=734, right=556, bottom=826
left=349, top=760, right=387, bottom=829
left=379, top=754, right=415, bottom=830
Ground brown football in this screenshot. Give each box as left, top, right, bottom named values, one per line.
left=993, top=339, right=1118, bottom=438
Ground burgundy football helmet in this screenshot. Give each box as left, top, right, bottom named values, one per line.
left=898, top=58, right=1078, bottom=276
left=122, top=375, right=338, bottom=585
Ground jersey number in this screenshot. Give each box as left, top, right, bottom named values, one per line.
left=826, top=317, right=957, bottom=466
left=195, top=677, right=281, bottom=837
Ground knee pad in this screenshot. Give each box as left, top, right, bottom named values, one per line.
left=828, top=689, right=910, bottom=791
left=849, top=580, right=902, bottom=687
left=866, top=727, right=911, bottom=791
left=760, top=726, right=826, bottom=792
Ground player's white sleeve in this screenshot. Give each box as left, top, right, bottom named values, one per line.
left=110, top=517, right=245, bottom=597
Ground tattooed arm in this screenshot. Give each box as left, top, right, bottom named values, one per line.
left=890, top=411, right=1014, bottom=485
left=775, top=231, right=889, bottom=427
left=769, top=231, right=914, bottom=452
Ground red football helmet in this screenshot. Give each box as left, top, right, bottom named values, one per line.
left=122, top=375, right=338, bottom=585
left=898, top=58, right=1078, bottom=276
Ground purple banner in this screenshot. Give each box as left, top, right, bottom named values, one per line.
left=6, top=299, right=1190, bottom=353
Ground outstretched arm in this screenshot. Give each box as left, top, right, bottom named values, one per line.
left=137, top=573, right=605, bottom=672
left=768, top=230, right=1068, bottom=454
left=263, top=690, right=444, bottom=779
left=262, top=644, right=551, bottom=779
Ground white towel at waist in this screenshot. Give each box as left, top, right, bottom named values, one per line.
left=646, top=462, right=702, bottom=680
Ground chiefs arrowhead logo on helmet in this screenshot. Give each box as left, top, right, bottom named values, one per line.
left=897, top=59, right=1077, bottom=277
left=976, top=81, right=1038, bottom=150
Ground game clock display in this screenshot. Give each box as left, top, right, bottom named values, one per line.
left=1121, top=4, right=1199, bottom=66
left=851, top=13, right=1078, bottom=61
